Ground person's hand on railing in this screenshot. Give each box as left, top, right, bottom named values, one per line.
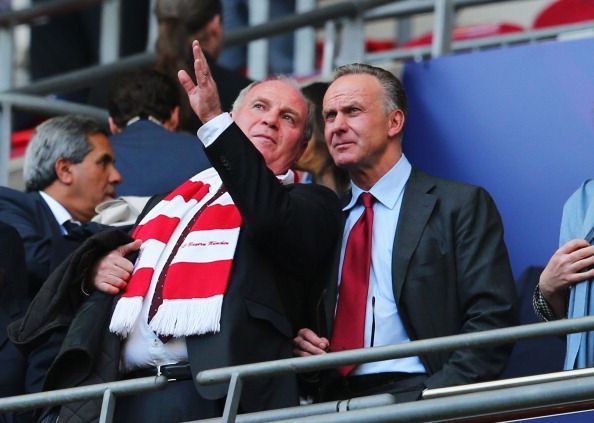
left=539, top=239, right=594, bottom=318
left=293, top=328, right=330, bottom=357
left=91, top=240, right=142, bottom=295
left=178, top=40, right=223, bottom=125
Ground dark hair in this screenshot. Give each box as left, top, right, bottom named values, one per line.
left=333, top=63, right=407, bottom=116
left=23, top=115, right=106, bottom=192
left=108, top=69, right=180, bottom=128
left=154, top=0, right=223, bottom=132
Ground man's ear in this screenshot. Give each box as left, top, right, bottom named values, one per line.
left=163, top=107, right=180, bottom=131
left=387, top=109, right=405, bottom=139
left=54, top=157, right=74, bottom=185
left=108, top=117, right=122, bottom=135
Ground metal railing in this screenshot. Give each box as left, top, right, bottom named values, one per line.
left=196, top=315, right=594, bottom=422
left=3, top=316, right=594, bottom=422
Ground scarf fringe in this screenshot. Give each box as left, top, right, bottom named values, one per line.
left=149, top=296, right=223, bottom=337
left=109, top=296, right=143, bottom=337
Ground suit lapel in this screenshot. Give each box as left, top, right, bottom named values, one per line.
left=392, top=169, right=437, bottom=304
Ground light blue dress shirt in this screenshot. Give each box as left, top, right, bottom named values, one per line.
left=339, top=154, right=426, bottom=376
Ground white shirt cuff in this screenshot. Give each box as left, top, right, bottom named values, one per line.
left=196, top=113, right=234, bottom=148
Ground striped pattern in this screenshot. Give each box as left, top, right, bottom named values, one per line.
left=109, top=167, right=242, bottom=338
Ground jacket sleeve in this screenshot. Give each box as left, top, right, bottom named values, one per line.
left=204, top=122, right=343, bottom=276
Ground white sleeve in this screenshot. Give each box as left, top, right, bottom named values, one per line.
left=196, top=112, right=234, bottom=148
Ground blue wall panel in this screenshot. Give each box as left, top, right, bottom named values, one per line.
left=403, top=37, right=594, bottom=277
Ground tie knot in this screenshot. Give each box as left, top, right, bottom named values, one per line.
left=63, top=220, right=91, bottom=241
left=360, top=192, right=374, bottom=208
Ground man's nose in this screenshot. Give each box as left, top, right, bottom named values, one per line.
left=262, top=110, right=279, bottom=129
left=331, top=113, right=347, bottom=133
left=110, top=166, right=122, bottom=184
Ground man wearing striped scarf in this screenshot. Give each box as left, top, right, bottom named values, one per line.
left=85, top=41, right=342, bottom=421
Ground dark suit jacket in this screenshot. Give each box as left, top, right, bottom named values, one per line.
left=0, top=188, right=101, bottom=297
left=110, top=120, right=211, bottom=197
left=0, top=222, right=28, bottom=398
left=322, top=168, right=517, bottom=389
left=183, top=122, right=342, bottom=411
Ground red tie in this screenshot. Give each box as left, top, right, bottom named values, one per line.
left=331, top=192, right=374, bottom=376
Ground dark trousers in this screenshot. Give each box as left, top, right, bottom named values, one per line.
left=114, top=380, right=225, bottom=422
left=321, top=372, right=428, bottom=404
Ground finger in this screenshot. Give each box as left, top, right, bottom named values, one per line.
left=557, top=239, right=591, bottom=254
left=566, top=266, right=594, bottom=283
left=298, top=328, right=329, bottom=350
left=569, top=252, right=594, bottom=273
left=569, top=244, right=594, bottom=261
left=103, top=262, right=132, bottom=280
left=293, top=348, right=311, bottom=357
left=178, top=69, right=196, bottom=94
left=192, top=40, right=213, bottom=85
left=95, top=281, right=121, bottom=295
left=117, top=239, right=142, bottom=257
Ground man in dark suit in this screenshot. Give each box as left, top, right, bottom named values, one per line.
left=24, top=42, right=340, bottom=422
left=293, top=63, right=517, bottom=402
left=0, top=115, right=120, bottom=394
left=0, top=115, right=121, bottom=296
left=108, top=69, right=211, bottom=196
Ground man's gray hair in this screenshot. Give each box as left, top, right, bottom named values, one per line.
left=23, top=115, right=106, bottom=192
left=231, top=77, right=314, bottom=143
left=332, top=63, right=407, bottom=116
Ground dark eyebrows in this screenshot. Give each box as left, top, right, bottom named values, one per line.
left=96, top=153, right=115, bottom=165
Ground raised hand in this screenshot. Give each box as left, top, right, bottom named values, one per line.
left=178, top=40, right=223, bottom=124
left=92, top=239, right=142, bottom=295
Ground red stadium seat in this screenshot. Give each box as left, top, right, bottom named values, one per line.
left=10, top=128, right=35, bottom=159
left=533, top=0, right=594, bottom=28
left=401, top=22, right=524, bottom=48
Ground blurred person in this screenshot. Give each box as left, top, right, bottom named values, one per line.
left=295, top=81, right=350, bottom=194
left=9, top=42, right=341, bottom=422
left=293, top=63, right=517, bottom=403
left=155, top=0, right=252, bottom=133
left=108, top=68, right=210, bottom=196
left=534, top=179, right=594, bottom=369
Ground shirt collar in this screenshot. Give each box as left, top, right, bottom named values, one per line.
left=277, top=169, right=295, bottom=185
left=39, top=191, right=74, bottom=226
left=344, top=154, right=412, bottom=211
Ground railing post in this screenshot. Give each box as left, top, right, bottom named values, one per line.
left=0, top=25, right=14, bottom=90
left=0, top=101, right=11, bottom=187
left=100, top=0, right=121, bottom=64
left=336, top=15, right=365, bottom=66
left=432, top=0, right=454, bottom=58
left=247, top=0, right=269, bottom=80
left=294, top=0, right=316, bottom=76
left=222, top=373, right=243, bottom=423
left=99, top=389, right=116, bottom=423
left=321, top=20, right=337, bottom=78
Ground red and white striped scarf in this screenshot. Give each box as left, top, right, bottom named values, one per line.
left=109, top=167, right=242, bottom=338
